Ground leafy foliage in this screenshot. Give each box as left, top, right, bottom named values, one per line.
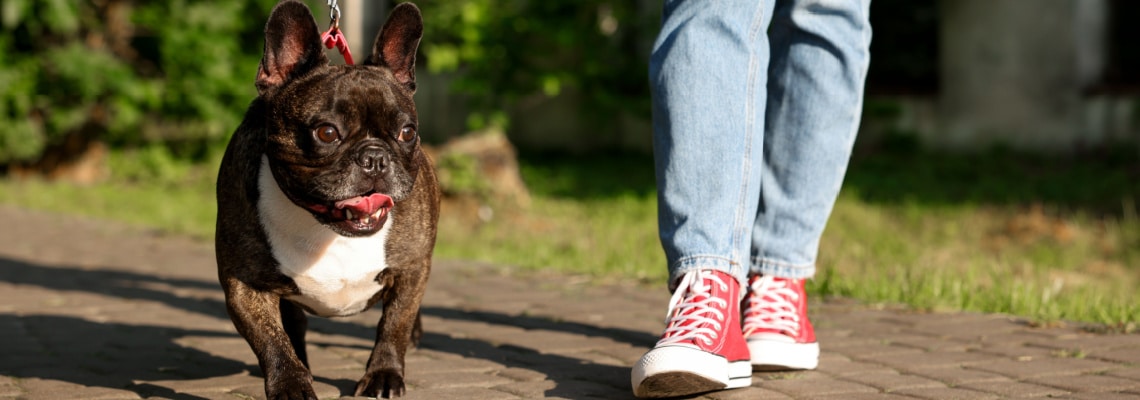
left=415, top=0, right=658, bottom=130
left=0, top=0, right=285, bottom=164
left=0, top=0, right=658, bottom=165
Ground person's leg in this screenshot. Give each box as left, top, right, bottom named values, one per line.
left=632, top=0, right=775, bottom=397
left=743, top=0, right=873, bottom=370
left=652, top=0, right=774, bottom=291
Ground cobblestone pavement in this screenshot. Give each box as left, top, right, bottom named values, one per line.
left=0, top=206, right=1138, bottom=399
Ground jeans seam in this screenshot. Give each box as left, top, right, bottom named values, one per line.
left=732, top=2, right=767, bottom=266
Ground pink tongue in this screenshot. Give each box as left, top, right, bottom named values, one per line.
left=334, top=193, right=394, bottom=216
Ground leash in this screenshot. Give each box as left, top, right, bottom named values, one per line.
left=321, top=0, right=354, bottom=65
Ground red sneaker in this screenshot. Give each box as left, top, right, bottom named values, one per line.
left=742, top=274, right=819, bottom=370
left=631, top=270, right=752, bottom=398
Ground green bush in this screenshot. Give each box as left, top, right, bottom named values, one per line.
left=0, top=0, right=658, bottom=165
left=416, top=0, right=657, bottom=130
left=0, top=0, right=285, bottom=164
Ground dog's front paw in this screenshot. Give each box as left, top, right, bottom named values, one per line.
left=354, top=369, right=405, bottom=398
left=266, top=370, right=318, bottom=400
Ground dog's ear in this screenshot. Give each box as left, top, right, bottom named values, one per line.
left=256, top=0, right=328, bottom=95
left=366, top=2, right=423, bottom=93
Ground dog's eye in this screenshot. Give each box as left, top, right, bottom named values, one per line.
left=398, top=126, right=417, bottom=142
left=313, top=125, right=340, bottom=143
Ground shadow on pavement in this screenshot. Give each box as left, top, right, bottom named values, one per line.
left=0, top=314, right=249, bottom=400
left=0, top=256, right=638, bottom=397
left=0, top=257, right=254, bottom=398
left=421, top=306, right=659, bottom=348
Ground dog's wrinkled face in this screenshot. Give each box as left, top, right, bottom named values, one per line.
left=254, top=1, right=422, bottom=237
left=265, top=69, right=419, bottom=236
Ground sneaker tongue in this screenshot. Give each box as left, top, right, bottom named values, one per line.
left=334, top=193, right=393, bottom=215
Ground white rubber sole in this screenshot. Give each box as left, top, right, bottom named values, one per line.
left=631, top=346, right=752, bottom=398
left=747, top=338, right=820, bottom=370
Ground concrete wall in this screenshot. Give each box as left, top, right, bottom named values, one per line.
left=935, top=0, right=1136, bottom=152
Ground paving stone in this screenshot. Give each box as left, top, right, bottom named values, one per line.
left=892, top=386, right=999, bottom=400
left=134, top=373, right=262, bottom=393
left=960, top=380, right=1071, bottom=398
left=755, top=372, right=879, bottom=397
left=1030, top=334, right=1140, bottom=351
left=965, top=357, right=1119, bottom=379
left=907, top=367, right=1013, bottom=386
left=554, top=348, right=630, bottom=368
left=1026, top=373, right=1140, bottom=393
left=887, top=334, right=980, bottom=352
left=972, top=343, right=1059, bottom=360
left=819, top=335, right=888, bottom=351
left=904, top=317, right=1025, bottom=340
left=1086, top=346, right=1140, bottom=364
left=1105, top=367, right=1140, bottom=380
left=828, top=344, right=925, bottom=359
left=815, top=357, right=900, bottom=377
left=882, top=312, right=995, bottom=328
left=493, top=367, right=548, bottom=382
left=404, top=371, right=513, bottom=389
left=17, top=378, right=143, bottom=400
left=2, top=206, right=1140, bottom=400
left=533, top=379, right=625, bottom=399
left=592, top=343, right=651, bottom=365
left=311, top=379, right=348, bottom=399
left=491, top=380, right=557, bottom=397
left=856, top=350, right=1000, bottom=370
left=151, top=392, right=246, bottom=400
left=313, top=364, right=368, bottom=385
left=811, top=393, right=918, bottom=400
left=836, top=371, right=946, bottom=391
left=488, top=330, right=621, bottom=355
left=704, top=386, right=793, bottom=399
left=1063, top=392, right=1140, bottom=400
left=226, top=384, right=270, bottom=400
left=404, top=355, right=504, bottom=373
left=0, top=381, right=20, bottom=397
left=971, top=330, right=1065, bottom=346
left=306, top=349, right=362, bottom=369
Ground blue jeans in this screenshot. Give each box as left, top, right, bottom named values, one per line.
left=651, top=0, right=872, bottom=290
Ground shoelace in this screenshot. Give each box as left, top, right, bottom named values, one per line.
left=742, top=275, right=800, bottom=337
left=657, top=270, right=729, bottom=347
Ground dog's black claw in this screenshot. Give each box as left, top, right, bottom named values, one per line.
left=355, top=370, right=406, bottom=398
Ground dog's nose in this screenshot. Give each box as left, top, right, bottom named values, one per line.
left=356, top=145, right=388, bottom=173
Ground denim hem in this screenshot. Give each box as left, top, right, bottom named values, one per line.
left=750, top=257, right=816, bottom=279
left=668, top=255, right=748, bottom=292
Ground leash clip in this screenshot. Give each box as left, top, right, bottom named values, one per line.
left=321, top=0, right=354, bottom=65
left=327, top=0, right=342, bottom=30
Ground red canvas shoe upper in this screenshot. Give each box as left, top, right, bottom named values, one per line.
left=655, top=270, right=750, bottom=363
left=742, top=275, right=816, bottom=344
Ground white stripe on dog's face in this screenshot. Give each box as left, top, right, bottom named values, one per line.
left=257, top=156, right=389, bottom=317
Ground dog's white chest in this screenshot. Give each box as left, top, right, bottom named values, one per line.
left=257, top=157, right=390, bottom=317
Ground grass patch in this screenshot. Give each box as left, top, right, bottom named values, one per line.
left=1, top=147, right=1137, bottom=326
left=816, top=194, right=1140, bottom=325
left=0, top=146, right=219, bottom=239
left=436, top=192, right=666, bottom=284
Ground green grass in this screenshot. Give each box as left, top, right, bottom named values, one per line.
left=1, top=147, right=1138, bottom=328
left=0, top=146, right=220, bottom=238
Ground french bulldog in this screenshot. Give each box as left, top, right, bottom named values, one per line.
left=214, top=1, right=438, bottom=398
